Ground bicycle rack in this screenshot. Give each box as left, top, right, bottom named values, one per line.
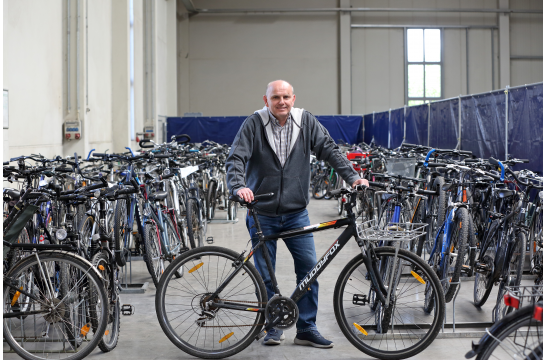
left=120, top=251, right=149, bottom=294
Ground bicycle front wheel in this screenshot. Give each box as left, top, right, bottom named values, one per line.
left=155, top=246, right=267, bottom=359
left=3, top=251, right=108, bottom=360
left=334, top=246, right=445, bottom=360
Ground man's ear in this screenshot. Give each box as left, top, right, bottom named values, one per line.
left=263, top=95, right=269, bottom=107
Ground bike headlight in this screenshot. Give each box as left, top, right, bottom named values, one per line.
left=540, top=191, right=543, bottom=199
left=56, top=228, right=67, bottom=241
left=163, top=168, right=170, bottom=176
left=94, top=190, right=101, bottom=198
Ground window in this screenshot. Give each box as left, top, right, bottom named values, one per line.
left=406, top=29, right=442, bottom=106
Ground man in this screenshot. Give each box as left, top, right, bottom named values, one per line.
left=226, top=80, right=368, bottom=348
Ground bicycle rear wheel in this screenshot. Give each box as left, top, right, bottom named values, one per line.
left=334, top=247, right=445, bottom=360
left=475, top=304, right=542, bottom=360
left=3, top=251, right=108, bottom=360
left=143, top=221, right=164, bottom=286
left=114, top=198, right=129, bottom=266
left=155, top=246, right=267, bottom=359
left=442, top=207, right=469, bottom=302
left=493, top=230, right=526, bottom=322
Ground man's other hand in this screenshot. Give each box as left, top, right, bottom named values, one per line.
left=352, top=178, right=369, bottom=188
left=237, top=188, right=254, bottom=203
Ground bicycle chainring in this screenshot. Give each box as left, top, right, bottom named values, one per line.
left=264, top=296, right=299, bottom=330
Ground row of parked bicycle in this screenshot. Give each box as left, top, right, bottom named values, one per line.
left=311, top=141, right=543, bottom=359
left=2, top=135, right=543, bottom=360
left=2, top=135, right=236, bottom=359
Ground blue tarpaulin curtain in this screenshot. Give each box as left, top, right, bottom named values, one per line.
left=314, top=115, right=364, bottom=144
left=167, top=115, right=363, bottom=145
left=429, top=99, right=459, bottom=149
left=363, top=114, right=374, bottom=144
left=404, top=104, right=429, bottom=146
left=389, top=108, right=404, bottom=148
left=372, top=111, right=389, bottom=147
left=461, top=91, right=506, bottom=160
left=508, top=84, right=543, bottom=174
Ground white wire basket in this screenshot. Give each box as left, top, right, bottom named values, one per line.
left=356, top=219, right=428, bottom=242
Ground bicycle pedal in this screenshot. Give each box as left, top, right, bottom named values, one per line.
left=121, top=304, right=135, bottom=316
left=255, top=330, right=266, bottom=340
left=206, top=237, right=214, bottom=244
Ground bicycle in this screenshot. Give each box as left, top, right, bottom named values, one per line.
left=155, top=185, right=445, bottom=359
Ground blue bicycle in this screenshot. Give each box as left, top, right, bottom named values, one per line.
left=423, top=149, right=470, bottom=309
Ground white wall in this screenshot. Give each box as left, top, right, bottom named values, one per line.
left=177, top=0, right=543, bottom=116
left=87, top=0, right=113, bottom=153
left=3, top=0, right=177, bottom=159
left=4, top=0, right=64, bottom=159
left=177, top=0, right=340, bottom=116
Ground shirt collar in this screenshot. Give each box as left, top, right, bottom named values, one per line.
left=268, top=110, right=291, bottom=127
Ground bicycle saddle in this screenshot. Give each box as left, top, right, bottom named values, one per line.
left=3, top=188, right=20, bottom=200
left=149, top=191, right=168, bottom=201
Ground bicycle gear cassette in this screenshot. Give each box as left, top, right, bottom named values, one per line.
left=265, top=296, right=299, bottom=330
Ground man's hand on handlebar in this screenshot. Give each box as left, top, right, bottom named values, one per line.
left=236, top=188, right=254, bottom=203
left=352, top=178, right=369, bottom=188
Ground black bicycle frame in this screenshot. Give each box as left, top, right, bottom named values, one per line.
left=209, top=197, right=389, bottom=316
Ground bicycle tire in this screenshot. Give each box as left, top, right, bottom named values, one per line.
left=312, top=176, right=328, bottom=199
left=186, top=198, right=201, bottom=249
left=155, top=246, right=267, bottom=359
left=227, top=199, right=238, bottom=221
left=163, top=214, right=184, bottom=278
left=426, top=177, right=447, bottom=254
left=114, top=198, right=129, bottom=266
left=3, top=251, right=108, bottom=360
left=334, top=247, right=445, bottom=360
left=91, top=252, right=120, bottom=352
left=474, top=222, right=500, bottom=307
left=143, top=221, right=163, bottom=286
left=77, top=215, right=94, bottom=257
left=443, top=207, right=469, bottom=302
left=476, top=304, right=542, bottom=360
left=493, top=230, right=526, bottom=322
left=207, top=180, right=218, bottom=220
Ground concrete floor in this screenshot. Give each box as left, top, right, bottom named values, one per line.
left=4, top=198, right=525, bottom=360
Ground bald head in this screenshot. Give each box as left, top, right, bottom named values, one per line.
left=265, top=80, right=294, bottom=98
left=263, top=80, right=296, bottom=123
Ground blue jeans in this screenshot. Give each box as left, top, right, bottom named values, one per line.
left=246, top=209, right=318, bottom=333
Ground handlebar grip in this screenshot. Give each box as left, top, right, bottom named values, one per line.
left=55, top=167, right=73, bottom=173
left=401, top=143, right=418, bottom=148
left=92, top=153, right=107, bottom=158
left=139, top=139, right=154, bottom=148
left=368, top=181, right=387, bottom=188
left=328, top=189, right=342, bottom=197
left=160, top=173, right=175, bottom=180
left=519, top=159, right=530, bottom=163
left=58, top=194, right=77, bottom=201
left=82, top=182, right=107, bottom=192
left=417, top=189, right=437, bottom=195
left=117, top=188, right=138, bottom=195
left=254, top=192, right=274, bottom=200
left=464, top=159, right=480, bottom=163
left=427, top=162, right=449, bottom=167
left=488, top=157, right=500, bottom=166
left=3, top=161, right=8, bottom=165
left=458, top=150, right=473, bottom=155
left=154, top=154, right=170, bottom=159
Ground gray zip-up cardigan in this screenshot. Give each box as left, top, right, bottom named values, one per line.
left=226, top=106, right=360, bottom=216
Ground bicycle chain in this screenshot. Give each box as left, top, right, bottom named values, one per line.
left=198, top=298, right=266, bottom=328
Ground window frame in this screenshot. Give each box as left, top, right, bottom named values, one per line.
left=405, top=27, right=444, bottom=106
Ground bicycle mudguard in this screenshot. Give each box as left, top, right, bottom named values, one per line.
left=465, top=304, right=535, bottom=358
left=3, top=204, right=39, bottom=245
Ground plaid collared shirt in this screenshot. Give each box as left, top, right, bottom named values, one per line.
left=269, top=110, right=293, bottom=167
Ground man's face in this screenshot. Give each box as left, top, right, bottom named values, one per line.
left=263, top=82, right=296, bottom=120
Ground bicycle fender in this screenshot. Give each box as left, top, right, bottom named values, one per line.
left=30, top=250, right=105, bottom=282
